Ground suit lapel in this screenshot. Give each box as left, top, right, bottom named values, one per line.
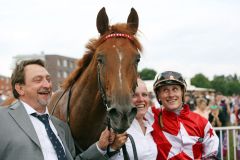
left=9, top=101, right=41, bottom=147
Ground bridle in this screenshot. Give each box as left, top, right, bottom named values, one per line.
left=97, top=33, right=138, bottom=160
left=97, top=62, right=110, bottom=111
left=97, top=61, right=112, bottom=131
left=51, top=33, right=138, bottom=160
left=51, top=33, right=134, bottom=116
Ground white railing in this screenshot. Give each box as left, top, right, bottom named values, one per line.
left=214, top=126, right=240, bottom=160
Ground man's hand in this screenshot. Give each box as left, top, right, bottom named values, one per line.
left=97, top=129, right=128, bottom=151
left=97, top=128, right=111, bottom=150
left=110, top=132, right=128, bottom=150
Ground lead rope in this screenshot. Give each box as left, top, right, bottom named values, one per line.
left=122, top=144, right=130, bottom=160
left=128, top=134, right=138, bottom=160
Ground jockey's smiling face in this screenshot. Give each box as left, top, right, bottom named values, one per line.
left=157, top=84, right=183, bottom=111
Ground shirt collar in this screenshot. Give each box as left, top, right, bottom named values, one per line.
left=20, top=100, right=49, bottom=115
left=132, top=118, right=154, bottom=134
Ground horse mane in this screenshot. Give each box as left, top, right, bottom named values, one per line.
left=62, top=23, right=142, bottom=89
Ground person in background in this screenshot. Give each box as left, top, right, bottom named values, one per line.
left=219, top=98, right=231, bottom=126
left=149, top=71, right=219, bottom=160
left=208, top=105, right=225, bottom=160
left=0, top=59, right=124, bottom=160
left=209, top=105, right=224, bottom=129
left=184, top=92, right=195, bottom=111
left=110, top=78, right=157, bottom=160
left=214, top=94, right=230, bottom=126
left=194, top=97, right=210, bottom=119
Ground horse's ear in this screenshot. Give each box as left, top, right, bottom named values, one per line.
left=127, top=8, right=139, bottom=35
left=96, top=7, right=109, bottom=35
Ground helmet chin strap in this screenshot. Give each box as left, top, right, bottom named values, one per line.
left=174, top=102, right=184, bottom=115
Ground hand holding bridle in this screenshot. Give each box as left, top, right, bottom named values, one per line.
left=97, top=127, right=112, bottom=150
left=110, top=132, right=128, bottom=150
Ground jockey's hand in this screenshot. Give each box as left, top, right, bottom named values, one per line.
left=97, top=128, right=111, bottom=150
left=110, top=132, right=128, bottom=150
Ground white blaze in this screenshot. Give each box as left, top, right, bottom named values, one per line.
left=116, top=47, right=123, bottom=87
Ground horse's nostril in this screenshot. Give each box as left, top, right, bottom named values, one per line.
left=108, top=108, right=120, bottom=119
left=130, top=107, right=137, bottom=116
left=128, top=107, right=137, bottom=123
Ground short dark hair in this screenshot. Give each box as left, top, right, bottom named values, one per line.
left=11, top=59, right=45, bottom=98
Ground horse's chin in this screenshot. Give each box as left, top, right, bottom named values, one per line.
left=110, top=119, right=132, bottom=134
left=112, top=127, right=127, bottom=134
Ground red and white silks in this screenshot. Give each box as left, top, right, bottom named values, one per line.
left=146, top=104, right=219, bottom=160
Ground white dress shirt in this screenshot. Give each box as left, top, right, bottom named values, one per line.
left=110, top=118, right=157, bottom=160
left=21, top=101, right=65, bottom=160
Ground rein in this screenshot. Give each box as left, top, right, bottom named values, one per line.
left=50, top=87, right=70, bottom=116
left=51, top=84, right=85, bottom=153
left=97, top=63, right=110, bottom=111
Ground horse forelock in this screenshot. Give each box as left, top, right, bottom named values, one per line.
left=61, top=23, right=142, bottom=90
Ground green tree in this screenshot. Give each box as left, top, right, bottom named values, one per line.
left=225, top=74, right=240, bottom=95
left=211, top=75, right=227, bottom=95
left=191, top=73, right=211, bottom=88
left=190, top=73, right=240, bottom=95
left=139, top=68, right=157, bottom=80
left=211, top=74, right=240, bottom=95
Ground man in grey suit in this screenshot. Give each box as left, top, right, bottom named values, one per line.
left=0, top=59, right=123, bottom=160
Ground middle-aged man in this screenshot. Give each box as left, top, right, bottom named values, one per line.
left=0, top=59, right=124, bottom=160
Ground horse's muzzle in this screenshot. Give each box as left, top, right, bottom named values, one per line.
left=108, top=106, right=137, bottom=133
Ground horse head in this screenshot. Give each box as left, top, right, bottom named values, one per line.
left=94, top=7, right=141, bottom=133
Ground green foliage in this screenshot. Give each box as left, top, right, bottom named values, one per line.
left=139, top=68, right=157, bottom=80
left=191, top=73, right=240, bottom=95
left=211, top=75, right=226, bottom=93
left=191, top=73, right=211, bottom=88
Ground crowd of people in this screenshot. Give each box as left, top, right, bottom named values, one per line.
left=1, top=58, right=232, bottom=160
left=185, top=90, right=240, bottom=127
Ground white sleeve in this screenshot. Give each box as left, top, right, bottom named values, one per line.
left=202, top=121, right=219, bottom=158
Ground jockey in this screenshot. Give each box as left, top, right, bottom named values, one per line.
left=148, top=71, right=219, bottom=160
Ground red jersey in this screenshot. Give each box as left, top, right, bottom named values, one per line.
left=148, top=104, right=219, bottom=160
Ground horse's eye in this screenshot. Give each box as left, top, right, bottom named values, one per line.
left=135, top=54, right=141, bottom=64
left=97, top=55, right=104, bottom=64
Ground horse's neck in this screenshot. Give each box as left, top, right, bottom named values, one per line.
left=70, top=70, right=107, bottom=149
left=72, top=70, right=99, bottom=103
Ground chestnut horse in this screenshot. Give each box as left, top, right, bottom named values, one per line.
left=48, top=7, right=142, bottom=150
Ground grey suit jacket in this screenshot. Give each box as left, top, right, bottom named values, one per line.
left=0, top=101, right=108, bottom=160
